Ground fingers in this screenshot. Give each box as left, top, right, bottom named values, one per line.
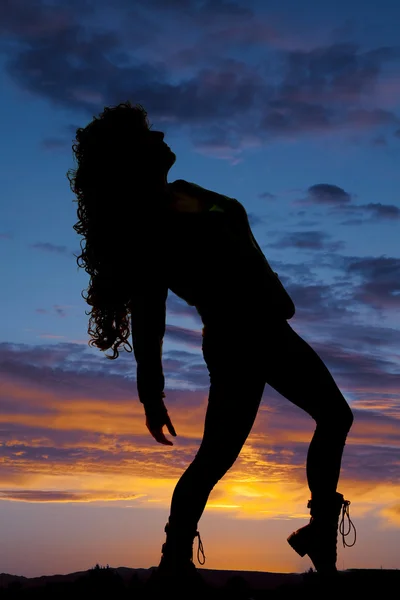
left=146, top=422, right=174, bottom=445
left=166, top=415, right=177, bottom=437
left=145, top=414, right=177, bottom=445
left=152, top=429, right=173, bottom=446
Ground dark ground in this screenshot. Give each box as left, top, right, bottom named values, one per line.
left=0, top=566, right=398, bottom=599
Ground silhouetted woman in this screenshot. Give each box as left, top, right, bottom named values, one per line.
left=68, top=101, right=356, bottom=583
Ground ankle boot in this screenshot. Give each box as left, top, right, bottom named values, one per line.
left=287, top=492, right=356, bottom=575
left=156, top=520, right=206, bottom=581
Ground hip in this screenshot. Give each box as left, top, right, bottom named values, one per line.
left=201, top=315, right=291, bottom=374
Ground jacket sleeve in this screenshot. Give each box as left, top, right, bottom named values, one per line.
left=130, top=282, right=168, bottom=409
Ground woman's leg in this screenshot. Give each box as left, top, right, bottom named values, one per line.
left=168, top=332, right=267, bottom=531
left=262, top=322, right=356, bottom=572
left=169, top=318, right=353, bottom=529
left=261, top=321, right=354, bottom=498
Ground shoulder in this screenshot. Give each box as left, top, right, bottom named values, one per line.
left=169, top=179, right=246, bottom=215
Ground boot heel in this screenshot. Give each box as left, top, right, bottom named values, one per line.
left=287, top=528, right=308, bottom=557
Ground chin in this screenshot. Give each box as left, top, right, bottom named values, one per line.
left=167, top=149, right=176, bottom=168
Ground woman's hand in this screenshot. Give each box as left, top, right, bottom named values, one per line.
left=145, top=401, right=177, bottom=446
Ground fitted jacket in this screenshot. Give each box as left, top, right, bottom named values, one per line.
left=129, top=179, right=295, bottom=409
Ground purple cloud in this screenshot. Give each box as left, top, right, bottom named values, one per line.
left=299, top=184, right=399, bottom=223
left=361, top=203, right=400, bottom=220
left=0, top=490, right=140, bottom=502
left=267, top=230, right=344, bottom=252
left=307, top=184, right=352, bottom=205
left=166, top=324, right=203, bottom=348
left=0, top=303, right=399, bottom=497
left=345, top=256, right=400, bottom=310
left=0, top=3, right=399, bottom=159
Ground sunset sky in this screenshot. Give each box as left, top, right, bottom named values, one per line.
left=1, top=0, right=400, bottom=578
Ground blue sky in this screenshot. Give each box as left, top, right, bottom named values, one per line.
left=0, top=0, right=399, bottom=577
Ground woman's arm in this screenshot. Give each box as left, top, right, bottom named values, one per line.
left=130, top=282, right=177, bottom=445
left=130, top=283, right=168, bottom=409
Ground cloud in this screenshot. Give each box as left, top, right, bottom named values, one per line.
left=54, top=305, right=69, bottom=318
left=165, top=324, right=203, bottom=348
left=0, top=0, right=79, bottom=38
left=126, top=0, right=252, bottom=19
left=296, top=184, right=399, bottom=223
left=361, top=203, right=400, bottom=220
left=283, top=281, right=350, bottom=322
left=0, top=489, right=142, bottom=503
left=167, top=294, right=200, bottom=321
left=276, top=43, right=400, bottom=103
left=35, top=305, right=72, bottom=318
left=251, top=249, right=400, bottom=343
left=307, top=184, right=352, bottom=205
left=236, top=400, right=400, bottom=489
left=31, top=242, right=69, bottom=254
left=0, top=322, right=399, bottom=513
left=1, top=3, right=399, bottom=160
left=259, top=192, right=277, bottom=200
left=344, top=256, right=400, bottom=311
left=381, top=503, right=400, bottom=526
left=267, top=230, right=344, bottom=252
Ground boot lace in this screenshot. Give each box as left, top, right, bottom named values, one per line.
left=339, top=499, right=356, bottom=548
left=195, top=531, right=206, bottom=565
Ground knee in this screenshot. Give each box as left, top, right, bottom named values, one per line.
left=316, top=401, right=354, bottom=434
left=342, top=403, right=354, bottom=433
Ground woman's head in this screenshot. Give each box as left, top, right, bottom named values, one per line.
left=67, top=101, right=173, bottom=360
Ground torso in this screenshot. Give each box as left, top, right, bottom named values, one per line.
left=164, top=179, right=295, bottom=323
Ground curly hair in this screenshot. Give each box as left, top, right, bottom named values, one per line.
left=67, top=100, right=160, bottom=360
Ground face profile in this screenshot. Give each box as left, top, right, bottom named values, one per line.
left=142, top=129, right=176, bottom=176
